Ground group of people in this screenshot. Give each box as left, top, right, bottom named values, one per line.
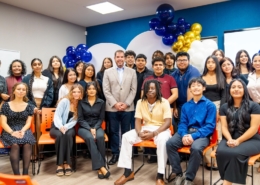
left=0, top=48, right=259, bottom=185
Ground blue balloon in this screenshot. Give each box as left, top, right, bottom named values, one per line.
left=75, top=54, right=82, bottom=62
left=162, top=34, right=176, bottom=46
left=66, top=49, right=76, bottom=59
left=80, top=50, right=92, bottom=62
left=167, top=22, right=178, bottom=32
left=62, top=56, right=70, bottom=64
left=76, top=44, right=88, bottom=53
left=155, top=25, right=166, bottom=36
left=185, top=22, right=191, bottom=29
left=178, top=24, right=186, bottom=33
left=66, top=46, right=75, bottom=52
left=156, top=4, right=175, bottom=23
left=177, top=17, right=185, bottom=25
left=149, top=18, right=160, bottom=30
left=175, top=31, right=183, bottom=37
left=65, top=59, right=76, bottom=68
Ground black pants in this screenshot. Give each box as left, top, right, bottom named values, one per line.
left=50, top=127, right=75, bottom=165
left=78, top=127, right=106, bottom=170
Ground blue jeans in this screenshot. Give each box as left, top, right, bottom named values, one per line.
left=166, top=133, right=209, bottom=181
left=107, top=111, right=133, bottom=155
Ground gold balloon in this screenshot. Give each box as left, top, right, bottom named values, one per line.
left=191, top=23, right=202, bottom=35
left=175, top=40, right=183, bottom=49
left=63, top=66, right=66, bottom=71
left=184, top=38, right=191, bottom=46
left=172, top=46, right=179, bottom=53
left=177, top=35, right=184, bottom=42
left=186, top=31, right=195, bottom=39
left=181, top=47, right=189, bottom=52
left=195, top=35, right=201, bottom=40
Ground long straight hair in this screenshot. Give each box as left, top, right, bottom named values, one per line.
left=62, top=68, right=77, bottom=84
left=29, top=58, right=43, bottom=100
left=47, top=56, right=64, bottom=85
left=99, top=57, right=113, bottom=72
left=226, top=79, right=250, bottom=135
left=235, top=50, right=252, bottom=75
left=219, top=57, right=238, bottom=79
left=202, top=55, right=225, bottom=90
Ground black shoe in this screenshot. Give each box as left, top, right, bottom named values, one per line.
left=147, top=156, right=157, bottom=163
left=108, top=155, right=118, bottom=165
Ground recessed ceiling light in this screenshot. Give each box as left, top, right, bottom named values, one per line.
left=87, top=2, right=123, bottom=14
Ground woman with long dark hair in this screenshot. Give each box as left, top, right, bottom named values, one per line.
left=77, top=81, right=109, bottom=179
left=5, top=59, right=27, bottom=98
left=42, top=56, right=64, bottom=107
left=0, top=82, right=35, bottom=175
left=96, top=58, right=113, bottom=82
left=235, top=49, right=252, bottom=79
left=212, top=49, right=225, bottom=62
left=219, top=57, right=247, bottom=103
left=201, top=55, right=226, bottom=170
left=22, top=58, right=53, bottom=156
left=74, top=61, right=85, bottom=82
left=58, top=68, right=77, bottom=100
left=79, top=63, right=104, bottom=99
left=50, top=84, right=83, bottom=176
left=216, top=79, right=260, bottom=185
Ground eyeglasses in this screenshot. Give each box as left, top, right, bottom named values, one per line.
left=176, top=59, right=188, bottom=63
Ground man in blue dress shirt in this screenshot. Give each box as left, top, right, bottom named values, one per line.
left=171, top=52, right=200, bottom=125
left=166, top=77, right=216, bottom=185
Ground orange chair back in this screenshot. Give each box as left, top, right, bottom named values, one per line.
left=210, top=126, right=218, bottom=144
left=0, top=173, right=38, bottom=185
left=40, top=108, right=56, bottom=134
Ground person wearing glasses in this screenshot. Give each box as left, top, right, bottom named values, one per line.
left=171, top=52, right=200, bottom=125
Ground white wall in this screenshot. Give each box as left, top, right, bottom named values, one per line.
left=0, top=2, right=86, bottom=75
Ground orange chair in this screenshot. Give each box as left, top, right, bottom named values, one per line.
left=75, top=121, right=109, bottom=170
left=210, top=150, right=260, bottom=185
left=0, top=173, right=39, bottom=185
left=132, top=124, right=174, bottom=175
left=0, top=118, right=36, bottom=175
left=176, top=127, right=218, bottom=185
left=36, top=108, right=56, bottom=174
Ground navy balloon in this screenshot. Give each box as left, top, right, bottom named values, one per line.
left=185, top=22, right=191, bottom=29
left=67, top=49, right=76, bottom=59
left=80, top=50, right=92, bottom=62
left=162, top=34, right=176, bottom=46
left=66, top=46, right=75, bottom=52
left=177, top=17, right=185, bottom=25
left=76, top=44, right=88, bottom=53
left=156, top=4, right=175, bottom=23
left=149, top=18, right=160, bottom=30
left=155, top=25, right=166, bottom=36
left=178, top=24, right=186, bottom=33
left=75, top=54, right=82, bottom=62
left=175, top=31, right=184, bottom=37
left=167, top=23, right=178, bottom=32
left=62, top=56, right=70, bottom=64
left=65, top=59, right=76, bottom=68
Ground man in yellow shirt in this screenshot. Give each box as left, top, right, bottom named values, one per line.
left=114, top=79, right=172, bottom=185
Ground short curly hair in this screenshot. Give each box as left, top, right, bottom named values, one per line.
left=8, top=59, right=27, bottom=76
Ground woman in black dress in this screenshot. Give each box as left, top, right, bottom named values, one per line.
left=216, top=79, right=260, bottom=185
left=201, top=55, right=226, bottom=170
left=0, top=82, right=35, bottom=175
left=77, top=81, right=110, bottom=179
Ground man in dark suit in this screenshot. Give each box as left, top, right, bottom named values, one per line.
left=103, top=50, right=137, bottom=165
